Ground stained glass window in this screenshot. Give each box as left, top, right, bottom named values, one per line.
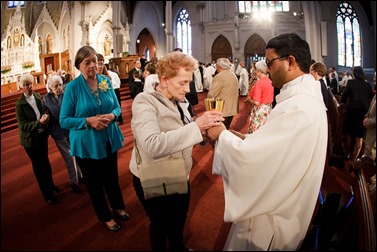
left=336, top=1, right=361, bottom=67
left=8, top=1, right=25, bottom=8
left=238, top=1, right=289, bottom=13
left=176, top=8, right=192, bottom=55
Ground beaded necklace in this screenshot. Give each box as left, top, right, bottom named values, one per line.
left=91, top=88, right=101, bottom=105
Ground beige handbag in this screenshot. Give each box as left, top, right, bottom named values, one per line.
left=135, top=141, right=188, bottom=200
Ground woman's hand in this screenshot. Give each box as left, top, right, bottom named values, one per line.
left=39, top=114, right=49, bottom=125
left=195, top=110, right=224, bottom=132
left=97, top=113, right=116, bottom=122
left=86, top=115, right=111, bottom=130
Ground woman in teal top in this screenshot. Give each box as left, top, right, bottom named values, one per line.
left=60, top=45, right=129, bottom=231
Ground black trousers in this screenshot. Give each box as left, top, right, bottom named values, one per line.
left=76, top=146, right=125, bottom=222
left=114, top=88, right=123, bottom=123
left=133, top=175, right=190, bottom=252
left=223, top=116, right=234, bottom=130
left=24, top=132, right=56, bottom=201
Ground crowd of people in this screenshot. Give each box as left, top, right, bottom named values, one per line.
left=14, top=32, right=376, bottom=251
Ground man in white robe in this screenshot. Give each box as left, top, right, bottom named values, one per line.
left=194, top=68, right=204, bottom=92
left=204, top=64, right=216, bottom=90
left=207, top=33, right=328, bottom=251
left=238, top=61, right=249, bottom=96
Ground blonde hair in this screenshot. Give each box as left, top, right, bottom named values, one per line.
left=156, top=51, right=198, bottom=79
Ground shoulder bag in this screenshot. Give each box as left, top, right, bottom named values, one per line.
left=135, top=141, right=188, bottom=200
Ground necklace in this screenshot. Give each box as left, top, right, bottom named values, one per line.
left=91, top=89, right=101, bottom=105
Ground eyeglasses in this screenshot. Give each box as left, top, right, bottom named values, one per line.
left=265, top=56, right=288, bottom=68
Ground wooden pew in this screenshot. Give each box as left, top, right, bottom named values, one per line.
left=353, top=156, right=376, bottom=251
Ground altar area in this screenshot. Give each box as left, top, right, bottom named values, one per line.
left=1, top=5, right=42, bottom=94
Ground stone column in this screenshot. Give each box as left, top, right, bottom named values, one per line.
left=78, top=1, right=90, bottom=46
left=165, top=1, right=173, bottom=53
left=112, top=1, right=122, bottom=57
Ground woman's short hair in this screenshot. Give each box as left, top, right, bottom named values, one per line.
left=312, top=62, right=327, bottom=77
left=47, top=74, right=63, bottom=90
left=19, top=73, right=34, bottom=89
left=74, top=46, right=97, bottom=70
left=156, top=51, right=198, bottom=79
left=145, top=62, right=156, bottom=74
left=255, top=60, right=267, bottom=74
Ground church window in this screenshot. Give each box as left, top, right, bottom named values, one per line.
left=7, top=1, right=25, bottom=8
left=336, top=1, right=361, bottom=67
left=238, top=1, right=289, bottom=13
left=175, top=8, right=192, bottom=55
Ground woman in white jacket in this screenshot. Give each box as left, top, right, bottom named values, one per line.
left=130, top=51, right=224, bottom=252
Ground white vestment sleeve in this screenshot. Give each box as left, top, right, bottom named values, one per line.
left=213, top=105, right=326, bottom=223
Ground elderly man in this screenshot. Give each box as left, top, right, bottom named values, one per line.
left=207, top=58, right=239, bottom=129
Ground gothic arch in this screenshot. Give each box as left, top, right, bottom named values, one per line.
left=244, top=33, right=266, bottom=67
left=96, top=20, right=113, bottom=57
left=136, top=28, right=156, bottom=60
left=211, top=35, right=232, bottom=62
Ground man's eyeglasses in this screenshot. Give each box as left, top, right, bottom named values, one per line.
left=265, top=56, right=288, bottom=68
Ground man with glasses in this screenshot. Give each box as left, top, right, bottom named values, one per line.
left=206, top=33, right=328, bottom=251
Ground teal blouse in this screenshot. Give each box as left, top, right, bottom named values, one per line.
left=60, top=74, right=124, bottom=159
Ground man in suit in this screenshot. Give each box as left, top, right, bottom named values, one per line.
left=140, top=54, right=147, bottom=72
left=329, top=72, right=339, bottom=95
left=207, top=58, right=239, bottom=129
left=128, top=59, right=144, bottom=85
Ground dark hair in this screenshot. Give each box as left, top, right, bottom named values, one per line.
left=97, top=53, right=105, bottom=62
left=133, top=70, right=140, bottom=78
left=173, top=48, right=183, bottom=52
left=145, top=62, right=156, bottom=74
left=101, top=64, right=110, bottom=77
left=74, top=46, right=97, bottom=70
left=266, top=33, right=311, bottom=73
left=352, top=66, right=366, bottom=80
left=64, top=72, right=73, bottom=83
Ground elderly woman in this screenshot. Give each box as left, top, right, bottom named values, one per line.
left=44, top=74, right=83, bottom=193
left=60, top=45, right=129, bottom=231
left=15, top=73, right=59, bottom=204
left=247, top=60, right=274, bottom=134
left=130, top=51, right=224, bottom=251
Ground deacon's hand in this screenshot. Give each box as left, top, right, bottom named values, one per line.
left=206, top=123, right=226, bottom=141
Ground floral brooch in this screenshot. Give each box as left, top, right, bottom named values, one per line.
left=98, top=79, right=111, bottom=92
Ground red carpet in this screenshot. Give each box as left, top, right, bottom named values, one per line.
left=1, top=92, right=253, bottom=251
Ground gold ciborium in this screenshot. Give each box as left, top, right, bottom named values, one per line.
left=204, top=98, right=224, bottom=112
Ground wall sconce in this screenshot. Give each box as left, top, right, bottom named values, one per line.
left=292, top=11, right=304, bottom=19
left=197, top=1, right=206, bottom=9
